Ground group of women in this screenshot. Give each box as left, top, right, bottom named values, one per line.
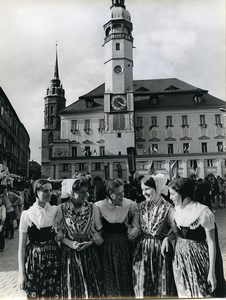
left=18, top=175, right=226, bottom=299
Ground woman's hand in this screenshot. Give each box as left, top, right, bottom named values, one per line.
left=161, top=237, right=169, bottom=257
left=76, top=241, right=93, bottom=251
left=92, top=232, right=104, bottom=246
left=128, top=227, right=140, bottom=241
left=18, top=272, right=27, bottom=291
left=207, top=271, right=217, bottom=292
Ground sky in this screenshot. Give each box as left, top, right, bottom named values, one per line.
left=0, top=0, right=225, bottom=164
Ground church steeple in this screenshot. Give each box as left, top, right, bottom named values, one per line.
left=46, top=45, right=65, bottom=97
left=44, top=45, right=66, bottom=130
left=54, top=44, right=59, bottom=79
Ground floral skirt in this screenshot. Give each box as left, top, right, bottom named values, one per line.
left=173, top=237, right=210, bottom=298
left=101, top=232, right=134, bottom=297
left=133, top=236, right=176, bottom=298
left=60, top=244, right=104, bottom=299
left=25, top=239, right=60, bottom=299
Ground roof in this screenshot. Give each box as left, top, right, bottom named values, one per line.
left=60, top=78, right=224, bottom=115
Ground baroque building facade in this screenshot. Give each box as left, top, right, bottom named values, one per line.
left=41, top=0, right=226, bottom=181
left=0, top=87, right=30, bottom=177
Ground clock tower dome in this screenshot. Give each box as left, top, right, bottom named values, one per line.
left=103, top=0, right=135, bottom=155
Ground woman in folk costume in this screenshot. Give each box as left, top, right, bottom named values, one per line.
left=18, top=179, right=60, bottom=299
left=168, top=178, right=219, bottom=298
left=56, top=178, right=104, bottom=299
left=133, top=174, right=177, bottom=298
left=93, top=179, right=140, bottom=297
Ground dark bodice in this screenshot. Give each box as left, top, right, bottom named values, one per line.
left=102, top=217, right=128, bottom=234
left=177, top=224, right=206, bottom=242
left=28, top=224, right=56, bottom=242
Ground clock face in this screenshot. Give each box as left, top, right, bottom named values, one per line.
left=111, top=95, right=127, bottom=111
left=114, top=65, right=123, bottom=74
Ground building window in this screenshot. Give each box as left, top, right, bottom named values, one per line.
left=63, top=164, right=69, bottom=172
left=100, top=146, right=105, bottom=156
left=72, top=147, right=77, bottom=157
left=207, top=159, right=214, bottom=167
left=48, top=132, right=53, bottom=144
left=98, top=119, right=105, bottom=132
left=215, top=114, right=222, bottom=127
left=50, top=105, right=54, bottom=115
left=137, top=144, right=144, bottom=155
left=113, top=114, right=125, bottom=130
left=49, top=148, right=52, bottom=159
left=201, top=142, right=207, bottom=153
left=167, top=144, right=173, bottom=154
left=166, top=116, right=173, bottom=127
left=217, top=142, right=223, bottom=152
left=116, top=43, right=120, bottom=50
left=117, top=133, right=121, bottom=138
left=95, top=163, right=101, bottom=171
left=151, top=116, right=157, bottom=127
left=71, top=120, right=77, bottom=130
left=136, top=117, right=143, bottom=129
left=182, top=115, right=188, bottom=127
left=183, top=143, right=189, bottom=153
left=84, top=146, right=92, bottom=156
left=200, top=115, right=206, bottom=125
left=149, top=144, right=158, bottom=154
left=84, top=119, right=91, bottom=134
left=79, top=163, right=85, bottom=171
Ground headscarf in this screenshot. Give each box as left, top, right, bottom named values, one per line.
left=142, top=173, right=168, bottom=196
left=61, top=178, right=78, bottom=199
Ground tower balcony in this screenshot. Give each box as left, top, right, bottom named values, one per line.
left=104, top=32, right=133, bottom=44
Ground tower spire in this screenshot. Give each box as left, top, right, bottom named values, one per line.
left=54, top=42, right=59, bottom=79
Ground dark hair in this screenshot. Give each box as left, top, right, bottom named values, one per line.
left=107, top=179, right=123, bottom=196
left=169, top=178, right=196, bottom=202
left=72, top=178, right=89, bottom=192
left=141, top=176, right=156, bottom=191
left=33, top=179, right=51, bottom=198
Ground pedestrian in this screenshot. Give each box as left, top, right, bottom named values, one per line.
left=0, top=185, right=15, bottom=239
left=133, top=174, right=177, bottom=298
left=94, top=179, right=140, bottom=297
left=18, top=178, right=60, bottom=299
left=0, top=194, right=6, bottom=252
left=168, top=177, right=218, bottom=298
left=56, top=178, right=104, bottom=299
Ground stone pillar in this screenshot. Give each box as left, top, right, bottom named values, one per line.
left=87, top=162, right=92, bottom=174
left=51, top=165, right=55, bottom=179
left=216, top=158, right=223, bottom=177
left=198, top=159, right=205, bottom=179
left=182, top=159, right=188, bottom=178
left=165, top=160, right=170, bottom=180
left=71, top=163, right=76, bottom=177
left=55, top=164, right=59, bottom=179
left=109, top=162, right=114, bottom=179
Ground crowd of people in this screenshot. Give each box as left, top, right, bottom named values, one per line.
left=1, top=171, right=226, bottom=299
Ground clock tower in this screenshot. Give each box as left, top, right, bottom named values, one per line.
left=103, top=0, right=135, bottom=155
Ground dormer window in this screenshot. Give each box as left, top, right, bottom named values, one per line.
left=85, top=98, right=94, bottom=108
left=194, top=93, right=203, bottom=103
left=164, top=85, right=179, bottom=91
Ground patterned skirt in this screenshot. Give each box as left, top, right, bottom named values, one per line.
left=60, top=244, right=104, bottom=299
left=173, top=237, right=210, bottom=298
left=101, top=232, right=134, bottom=297
left=133, top=236, right=176, bottom=298
left=25, top=239, right=60, bottom=299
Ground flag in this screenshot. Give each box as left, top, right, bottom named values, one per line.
left=153, top=146, right=158, bottom=153
left=147, top=160, right=155, bottom=175
left=170, top=160, right=179, bottom=180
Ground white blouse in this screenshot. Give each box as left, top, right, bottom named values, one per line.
left=19, top=201, right=58, bottom=233
left=174, top=201, right=215, bottom=231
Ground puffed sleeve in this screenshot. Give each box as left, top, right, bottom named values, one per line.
left=199, top=207, right=215, bottom=231
left=54, top=204, right=64, bottom=231
left=129, top=201, right=140, bottom=229
left=93, top=203, right=102, bottom=231
left=19, top=211, right=30, bottom=233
